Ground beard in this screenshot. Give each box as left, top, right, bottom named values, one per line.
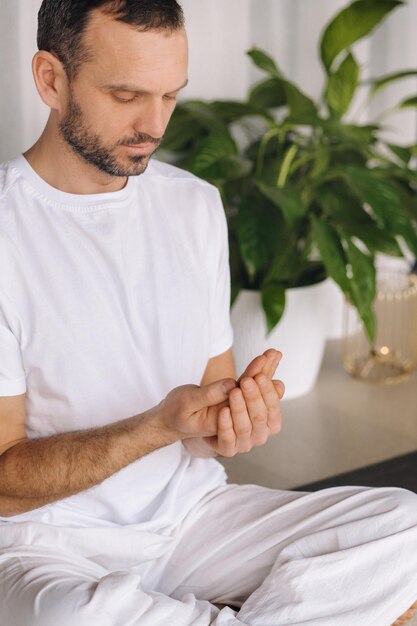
left=58, top=89, right=162, bottom=177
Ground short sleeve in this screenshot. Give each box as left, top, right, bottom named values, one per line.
left=206, top=189, right=234, bottom=358
left=0, top=287, right=26, bottom=396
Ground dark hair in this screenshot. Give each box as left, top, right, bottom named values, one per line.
left=37, top=0, right=185, bottom=79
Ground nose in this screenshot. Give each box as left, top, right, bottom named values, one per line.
left=132, top=97, right=167, bottom=140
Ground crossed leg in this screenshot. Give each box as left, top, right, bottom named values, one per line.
left=157, top=483, right=417, bottom=625
left=1, top=483, right=417, bottom=625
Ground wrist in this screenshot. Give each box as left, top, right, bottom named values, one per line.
left=141, top=403, right=181, bottom=446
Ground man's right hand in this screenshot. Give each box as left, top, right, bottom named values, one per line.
left=0, top=379, right=239, bottom=517
left=152, top=379, right=237, bottom=441
left=0, top=375, right=238, bottom=517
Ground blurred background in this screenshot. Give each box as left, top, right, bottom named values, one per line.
left=1, top=0, right=416, bottom=161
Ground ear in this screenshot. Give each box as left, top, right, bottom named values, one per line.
left=32, top=51, right=69, bottom=111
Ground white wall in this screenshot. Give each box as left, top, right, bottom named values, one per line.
left=0, top=0, right=47, bottom=161
left=1, top=0, right=416, bottom=162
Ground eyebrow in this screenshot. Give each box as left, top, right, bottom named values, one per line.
left=102, top=78, right=189, bottom=94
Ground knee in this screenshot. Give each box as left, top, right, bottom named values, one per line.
left=372, top=486, right=417, bottom=526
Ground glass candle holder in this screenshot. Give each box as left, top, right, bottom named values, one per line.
left=343, top=269, right=417, bottom=383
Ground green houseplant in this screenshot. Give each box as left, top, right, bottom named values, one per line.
left=158, top=0, right=417, bottom=344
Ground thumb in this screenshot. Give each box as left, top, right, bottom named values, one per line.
left=192, top=378, right=237, bottom=409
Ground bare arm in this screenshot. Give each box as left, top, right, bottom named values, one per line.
left=0, top=409, right=177, bottom=517
left=0, top=378, right=237, bottom=518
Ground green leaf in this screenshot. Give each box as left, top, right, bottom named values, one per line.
left=191, top=156, right=252, bottom=181
left=308, top=145, right=331, bottom=181
left=340, top=167, right=417, bottom=257
left=396, top=225, right=417, bottom=258
left=339, top=124, right=379, bottom=143
left=181, top=101, right=228, bottom=133
left=247, top=48, right=282, bottom=77
left=400, top=96, right=417, bottom=108
left=252, top=130, right=283, bottom=180
left=327, top=145, right=368, bottom=169
left=325, top=52, right=360, bottom=118
left=395, top=168, right=417, bottom=195
left=347, top=241, right=376, bottom=309
left=337, top=166, right=408, bottom=228
left=321, top=119, right=379, bottom=148
left=261, top=282, right=286, bottom=333
left=387, top=143, right=412, bottom=165
left=366, top=69, right=417, bottom=97
left=320, top=0, right=403, bottom=73
left=183, top=133, right=237, bottom=174
left=249, top=78, right=287, bottom=109
left=284, top=82, right=318, bottom=123
left=237, top=199, right=266, bottom=281
left=346, top=241, right=377, bottom=342
left=357, top=307, right=377, bottom=345
left=229, top=227, right=246, bottom=305
left=262, top=234, right=301, bottom=285
left=255, top=180, right=307, bottom=226
left=236, top=195, right=285, bottom=282
left=249, top=74, right=317, bottom=122
left=311, top=218, right=349, bottom=293
left=161, top=106, right=207, bottom=152
left=211, top=100, right=272, bottom=123
left=348, top=224, right=402, bottom=257
left=317, top=185, right=403, bottom=257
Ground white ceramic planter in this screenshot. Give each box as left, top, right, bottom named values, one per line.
left=231, top=280, right=331, bottom=400
left=322, top=279, right=346, bottom=340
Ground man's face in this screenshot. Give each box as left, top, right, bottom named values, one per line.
left=57, top=11, right=188, bottom=177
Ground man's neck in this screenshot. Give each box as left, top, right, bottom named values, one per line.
left=24, top=122, right=128, bottom=195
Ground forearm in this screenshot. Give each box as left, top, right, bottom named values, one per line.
left=0, top=408, right=176, bottom=517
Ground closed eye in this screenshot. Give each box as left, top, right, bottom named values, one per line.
left=112, top=93, right=178, bottom=104
left=113, top=94, right=139, bottom=104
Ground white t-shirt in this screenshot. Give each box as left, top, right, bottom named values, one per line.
left=0, top=155, right=234, bottom=530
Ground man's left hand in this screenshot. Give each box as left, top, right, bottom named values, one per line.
left=183, top=349, right=284, bottom=458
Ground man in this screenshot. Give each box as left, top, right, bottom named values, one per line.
left=0, top=1, right=416, bottom=624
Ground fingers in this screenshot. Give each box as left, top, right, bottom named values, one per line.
left=273, top=379, right=285, bottom=400
left=214, top=375, right=283, bottom=457
left=194, top=353, right=284, bottom=457
left=237, top=349, right=282, bottom=384
left=252, top=374, right=282, bottom=434
left=228, top=386, right=253, bottom=452
left=263, top=349, right=282, bottom=378
left=238, top=377, right=269, bottom=446
left=215, top=385, right=258, bottom=457
left=237, top=354, right=267, bottom=384
left=216, top=406, right=237, bottom=457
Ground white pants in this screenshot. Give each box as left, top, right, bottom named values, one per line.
left=1, top=483, right=417, bottom=626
